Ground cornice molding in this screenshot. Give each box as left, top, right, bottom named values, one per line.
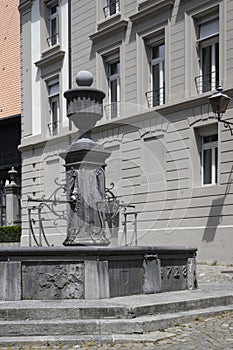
left=35, top=49, right=65, bottom=69
left=130, top=0, right=175, bottom=24
left=89, top=19, right=128, bottom=42
left=18, top=0, right=33, bottom=13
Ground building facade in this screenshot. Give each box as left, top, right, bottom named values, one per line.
left=19, top=0, right=233, bottom=263
left=0, top=0, right=21, bottom=225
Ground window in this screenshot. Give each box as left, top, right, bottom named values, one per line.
left=47, top=2, right=59, bottom=47
left=47, top=79, right=60, bottom=135
left=146, top=39, right=165, bottom=107
left=104, top=0, right=120, bottom=18
left=0, top=180, right=6, bottom=226
left=105, top=54, right=121, bottom=119
left=201, top=133, right=218, bottom=185
left=195, top=16, right=219, bottom=93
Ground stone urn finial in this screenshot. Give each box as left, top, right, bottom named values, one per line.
left=6, top=167, right=18, bottom=187
left=64, top=70, right=105, bottom=137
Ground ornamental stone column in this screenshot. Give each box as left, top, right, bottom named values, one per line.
left=63, top=71, right=110, bottom=246
left=5, top=167, right=21, bottom=226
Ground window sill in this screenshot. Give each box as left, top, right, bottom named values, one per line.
left=97, top=13, right=122, bottom=31
left=90, top=18, right=128, bottom=42
left=35, top=46, right=65, bottom=69
left=130, top=0, right=175, bottom=23
left=41, top=43, right=61, bottom=58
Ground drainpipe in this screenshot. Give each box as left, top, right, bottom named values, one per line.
left=68, top=0, right=72, bottom=130
left=68, top=0, right=72, bottom=89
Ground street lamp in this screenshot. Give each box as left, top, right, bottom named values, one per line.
left=209, top=86, right=232, bottom=134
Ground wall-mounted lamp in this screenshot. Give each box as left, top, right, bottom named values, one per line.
left=209, top=86, right=232, bottom=135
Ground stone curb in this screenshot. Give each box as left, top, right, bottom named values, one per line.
left=0, top=304, right=232, bottom=339
left=0, top=331, right=176, bottom=346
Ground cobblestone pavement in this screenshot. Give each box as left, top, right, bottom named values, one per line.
left=0, top=264, right=232, bottom=350
left=197, top=263, right=233, bottom=284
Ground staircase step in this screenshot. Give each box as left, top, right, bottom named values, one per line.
left=0, top=287, right=232, bottom=321
left=0, top=284, right=232, bottom=344
left=0, top=304, right=232, bottom=337
left=0, top=332, right=177, bottom=347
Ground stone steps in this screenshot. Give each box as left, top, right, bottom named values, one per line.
left=0, top=304, right=233, bottom=337
left=0, top=289, right=232, bottom=321
left=0, top=285, right=232, bottom=345
left=0, top=305, right=232, bottom=346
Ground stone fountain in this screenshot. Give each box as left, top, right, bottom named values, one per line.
left=63, top=71, right=110, bottom=246
left=0, top=71, right=198, bottom=301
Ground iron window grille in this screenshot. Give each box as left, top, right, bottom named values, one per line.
left=47, top=79, right=60, bottom=136
left=104, top=0, right=120, bottom=17
left=47, top=3, right=59, bottom=47
left=146, top=86, right=165, bottom=108
left=106, top=57, right=121, bottom=118
left=146, top=41, right=165, bottom=107
left=196, top=16, right=219, bottom=94
left=195, top=70, right=219, bottom=94
left=48, top=121, right=60, bottom=136
left=47, top=33, right=59, bottom=47
left=104, top=102, right=121, bottom=119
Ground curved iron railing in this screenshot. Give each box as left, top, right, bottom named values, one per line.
left=27, top=173, right=138, bottom=247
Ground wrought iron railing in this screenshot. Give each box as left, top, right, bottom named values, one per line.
left=104, top=0, right=120, bottom=17
left=48, top=121, right=60, bottom=136
left=104, top=102, right=121, bottom=119
left=47, top=33, right=59, bottom=47
left=146, top=87, right=165, bottom=108
left=27, top=177, right=138, bottom=247
left=27, top=177, right=69, bottom=247
left=122, top=210, right=138, bottom=246
left=195, top=71, right=219, bottom=94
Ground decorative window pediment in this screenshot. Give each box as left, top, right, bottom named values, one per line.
left=90, top=19, right=128, bottom=42
left=130, top=0, right=175, bottom=23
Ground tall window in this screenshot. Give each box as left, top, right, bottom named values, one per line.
left=104, top=0, right=120, bottom=18
left=48, top=79, right=60, bottom=136
left=47, top=2, right=59, bottom=47
left=146, top=39, right=165, bottom=107
left=105, top=54, right=120, bottom=118
left=201, top=133, right=218, bottom=185
left=196, top=16, right=219, bottom=93
left=0, top=180, right=6, bottom=226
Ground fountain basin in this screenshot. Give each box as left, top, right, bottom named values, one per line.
left=0, top=246, right=197, bottom=300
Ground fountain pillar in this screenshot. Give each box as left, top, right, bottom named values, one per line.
left=63, top=71, right=110, bottom=246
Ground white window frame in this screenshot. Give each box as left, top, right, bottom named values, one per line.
left=200, top=133, right=218, bottom=186
left=197, top=16, right=219, bottom=93
left=105, top=54, right=120, bottom=119
left=47, top=2, right=59, bottom=47
left=146, top=37, right=165, bottom=107
left=48, top=79, right=60, bottom=136
left=104, top=0, right=120, bottom=18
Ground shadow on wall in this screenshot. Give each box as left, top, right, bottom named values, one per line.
left=202, top=167, right=233, bottom=242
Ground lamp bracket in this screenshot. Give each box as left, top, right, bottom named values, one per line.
left=217, top=115, right=233, bottom=136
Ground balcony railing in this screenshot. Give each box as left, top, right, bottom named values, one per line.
left=195, top=71, right=219, bottom=94
left=0, top=151, right=21, bottom=170
left=47, top=33, right=59, bottom=47
left=104, top=0, right=120, bottom=17
left=48, top=121, right=60, bottom=136
left=104, top=102, right=121, bottom=119
left=146, top=87, right=165, bottom=108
